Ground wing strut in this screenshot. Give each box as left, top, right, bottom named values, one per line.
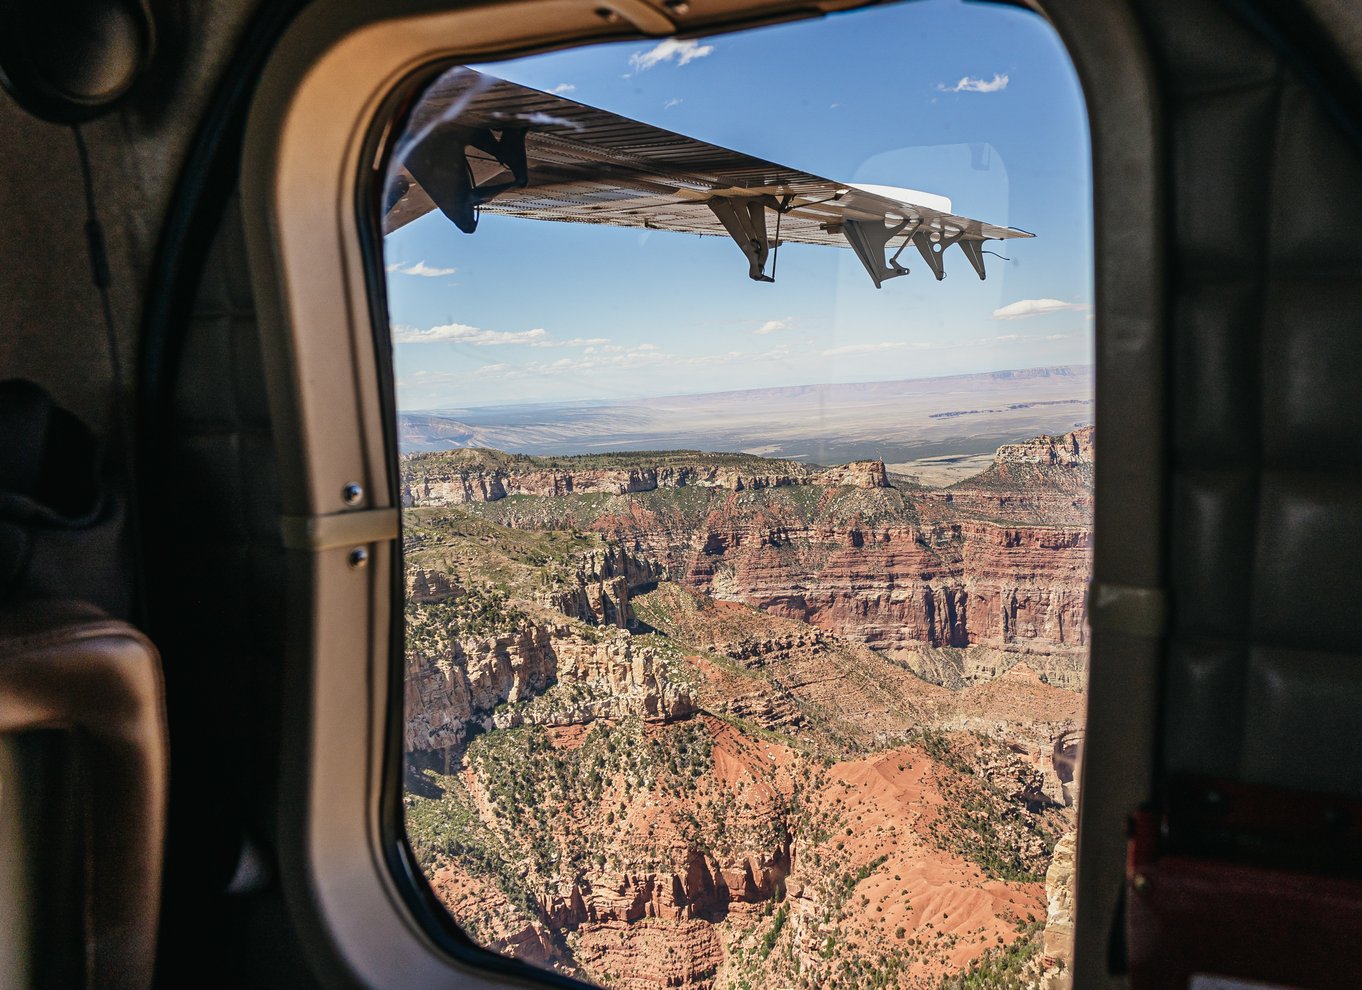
left=707, top=196, right=779, bottom=282
left=404, top=126, right=530, bottom=233
left=842, top=217, right=919, bottom=288
left=914, top=227, right=966, bottom=281
left=840, top=218, right=993, bottom=285
left=957, top=238, right=989, bottom=280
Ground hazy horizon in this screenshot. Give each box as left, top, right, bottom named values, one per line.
left=398, top=363, right=1094, bottom=465
left=401, top=361, right=1094, bottom=416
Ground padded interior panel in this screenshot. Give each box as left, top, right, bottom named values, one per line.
left=1152, top=0, right=1362, bottom=795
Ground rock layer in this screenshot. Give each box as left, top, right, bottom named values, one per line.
left=402, top=450, right=892, bottom=507
left=1038, top=831, right=1076, bottom=990
left=996, top=426, right=1093, bottom=466
left=537, top=545, right=664, bottom=629
left=404, top=618, right=696, bottom=752
left=594, top=507, right=1090, bottom=690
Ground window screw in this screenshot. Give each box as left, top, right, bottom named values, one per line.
left=348, top=547, right=369, bottom=569
left=663, top=0, right=690, bottom=13
left=342, top=482, right=364, bottom=506
left=1131, top=873, right=1151, bottom=894
left=595, top=6, right=624, bottom=23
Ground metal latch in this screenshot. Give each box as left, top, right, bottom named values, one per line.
left=279, top=508, right=399, bottom=552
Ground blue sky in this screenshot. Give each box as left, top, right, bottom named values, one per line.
left=384, top=0, right=1092, bottom=412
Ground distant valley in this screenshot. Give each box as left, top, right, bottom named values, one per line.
left=399, top=365, right=1094, bottom=467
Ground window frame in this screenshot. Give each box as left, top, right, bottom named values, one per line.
left=237, top=0, right=1164, bottom=986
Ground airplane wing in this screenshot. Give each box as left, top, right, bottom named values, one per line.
left=384, top=68, right=1033, bottom=287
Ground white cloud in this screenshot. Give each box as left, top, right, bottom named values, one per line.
left=992, top=298, right=1089, bottom=320
left=629, top=39, right=714, bottom=73
left=394, top=260, right=457, bottom=277
left=474, top=344, right=674, bottom=380
left=680, top=350, right=746, bottom=368
left=937, top=73, right=1010, bottom=94
left=663, top=97, right=683, bottom=110
left=985, top=332, right=1072, bottom=345
left=754, top=319, right=789, bottom=335
left=549, top=82, right=576, bottom=94
left=393, top=323, right=611, bottom=348
left=393, top=323, right=548, bottom=346
left=385, top=261, right=404, bottom=272
left=818, top=332, right=1071, bottom=357
left=820, top=341, right=911, bottom=357
left=397, top=343, right=754, bottom=395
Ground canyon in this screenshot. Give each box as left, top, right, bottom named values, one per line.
left=401, top=428, right=1091, bottom=989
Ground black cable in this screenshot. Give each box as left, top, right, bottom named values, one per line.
left=72, top=122, right=146, bottom=622
left=72, top=125, right=127, bottom=410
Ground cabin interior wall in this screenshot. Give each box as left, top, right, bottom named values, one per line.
left=0, top=111, right=121, bottom=434
left=0, top=0, right=261, bottom=443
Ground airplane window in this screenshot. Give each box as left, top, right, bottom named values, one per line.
left=382, top=2, right=1091, bottom=986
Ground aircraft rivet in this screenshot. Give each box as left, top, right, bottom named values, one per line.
left=342, top=482, right=364, bottom=506
left=348, top=547, right=369, bottom=569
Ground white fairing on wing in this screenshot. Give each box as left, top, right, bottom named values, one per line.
left=849, top=183, right=953, bottom=214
